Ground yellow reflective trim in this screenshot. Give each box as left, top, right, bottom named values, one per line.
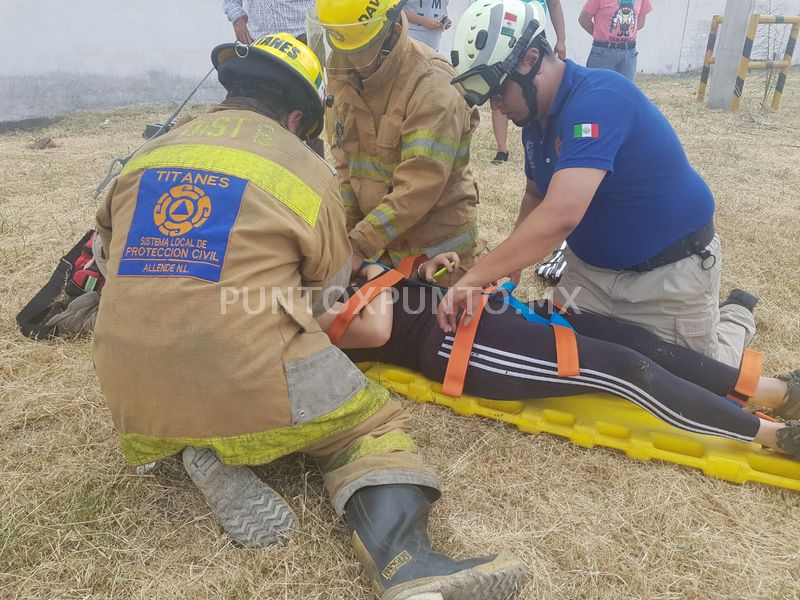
left=118, top=381, right=389, bottom=466
left=122, top=144, right=321, bottom=227
left=387, top=220, right=478, bottom=263
left=325, top=430, right=418, bottom=472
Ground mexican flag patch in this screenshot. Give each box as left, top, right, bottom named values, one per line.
left=573, top=123, right=600, bottom=138
left=501, top=12, right=517, bottom=37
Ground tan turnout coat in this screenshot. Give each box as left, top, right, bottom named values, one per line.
left=93, top=104, right=370, bottom=465
left=327, top=20, right=482, bottom=267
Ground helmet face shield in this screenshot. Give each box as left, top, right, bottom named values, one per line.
left=308, top=0, right=406, bottom=75
left=451, top=64, right=508, bottom=107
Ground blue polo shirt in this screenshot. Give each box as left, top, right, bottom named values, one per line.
left=522, top=60, right=715, bottom=270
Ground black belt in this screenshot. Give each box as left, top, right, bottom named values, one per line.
left=593, top=40, right=636, bottom=50
left=625, top=222, right=716, bottom=273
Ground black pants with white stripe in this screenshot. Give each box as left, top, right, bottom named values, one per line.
left=421, top=300, right=760, bottom=442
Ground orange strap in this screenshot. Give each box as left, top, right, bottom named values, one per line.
left=725, top=348, right=775, bottom=422
left=725, top=393, right=776, bottom=422
left=442, top=288, right=495, bottom=397
left=327, top=268, right=404, bottom=346
left=326, top=255, right=425, bottom=346
left=733, top=348, right=763, bottom=398
left=551, top=324, right=580, bottom=377
left=396, top=255, right=423, bottom=279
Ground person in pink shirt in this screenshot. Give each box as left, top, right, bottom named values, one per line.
left=579, top=0, right=652, bottom=80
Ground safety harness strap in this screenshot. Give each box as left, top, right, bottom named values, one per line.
left=724, top=348, right=775, bottom=422
left=326, top=255, right=423, bottom=346
left=498, top=281, right=573, bottom=330
left=442, top=286, right=582, bottom=398
left=396, top=255, right=421, bottom=279
left=551, top=324, right=580, bottom=377
left=732, top=348, right=764, bottom=398
left=326, top=269, right=404, bottom=346
left=442, top=289, right=495, bottom=398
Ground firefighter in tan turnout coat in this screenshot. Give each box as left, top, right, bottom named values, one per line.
left=310, top=0, right=484, bottom=284
left=92, top=33, right=524, bottom=599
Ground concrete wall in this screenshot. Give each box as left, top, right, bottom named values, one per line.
left=0, top=0, right=231, bottom=122
left=1, top=0, right=799, bottom=122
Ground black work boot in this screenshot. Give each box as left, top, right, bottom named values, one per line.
left=345, top=484, right=525, bottom=600
left=720, top=289, right=759, bottom=313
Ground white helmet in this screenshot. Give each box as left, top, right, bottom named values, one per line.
left=451, top=0, right=547, bottom=107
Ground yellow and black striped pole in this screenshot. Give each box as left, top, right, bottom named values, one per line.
left=772, top=18, right=799, bottom=109
left=731, top=14, right=759, bottom=111
left=697, top=15, right=723, bottom=102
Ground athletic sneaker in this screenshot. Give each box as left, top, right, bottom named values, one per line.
left=777, top=421, right=800, bottom=460
left=491, top=151, right=509, bottom=164
left=775, top=369, right=800, bottom=420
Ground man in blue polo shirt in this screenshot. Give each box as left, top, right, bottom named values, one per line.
left=441, top=0, right=755, bottom=367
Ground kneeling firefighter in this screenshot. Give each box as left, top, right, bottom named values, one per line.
left=91, top=33, right=525, bottom=599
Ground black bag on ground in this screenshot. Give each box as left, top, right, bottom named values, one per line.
left=17, top=230, right=96, bottom=340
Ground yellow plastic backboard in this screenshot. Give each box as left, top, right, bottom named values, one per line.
left=360, top=362, right=800, bottom=492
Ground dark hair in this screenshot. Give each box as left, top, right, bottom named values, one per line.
left=225, top=79, right=307, bottom=122
left=527, top=32, right=552, bottom=59
left=538, top=36, right=552, bottom=56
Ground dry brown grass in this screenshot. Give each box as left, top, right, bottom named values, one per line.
left=2, top=70, right=800, bottom=600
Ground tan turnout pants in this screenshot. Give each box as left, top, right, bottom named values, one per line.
left=553, top=236, right=756, bottom=368
left=302, top=397, right=440, bottom=515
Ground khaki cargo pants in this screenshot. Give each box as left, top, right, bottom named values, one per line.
left=552, top=236, right=756, bottom=368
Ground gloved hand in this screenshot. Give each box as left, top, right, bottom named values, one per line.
left=45, top=291, right=100, bottom=335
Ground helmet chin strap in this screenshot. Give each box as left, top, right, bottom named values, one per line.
left=507, top=47, right=545, bottom=126
left=354, top=23, right=400, bottom=79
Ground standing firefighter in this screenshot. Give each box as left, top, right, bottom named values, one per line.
left=308, top=0, right=484, bottom=284
left=92, top=34, right=524, bottom=600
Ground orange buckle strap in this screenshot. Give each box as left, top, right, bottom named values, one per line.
left=725, top=348, right=776, bottom=422
left=327, top=268, right=405, bottom=346
left=551, top=324, right=580, bottom=377
left=731, top=347, right=764, bottom=399
left=442, top=287, right=495, bottom=397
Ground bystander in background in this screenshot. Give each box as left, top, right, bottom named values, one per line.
left=579, top=0, right=652, bottom=81
left=222, top=0, right=324, bottom=156
left=405, top=0, right=453, bottom=52
left=223, top=0, right=314, bottom=42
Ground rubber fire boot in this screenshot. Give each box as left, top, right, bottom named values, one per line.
left=345, top=484, right=525, bottom=600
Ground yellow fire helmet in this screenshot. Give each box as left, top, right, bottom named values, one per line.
left=310, top=0, right=408, bottom=71
left=211, top=33, right=326, bottom=140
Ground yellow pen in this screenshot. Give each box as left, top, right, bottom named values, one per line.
left=432, top=261, right=457, bottom=280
